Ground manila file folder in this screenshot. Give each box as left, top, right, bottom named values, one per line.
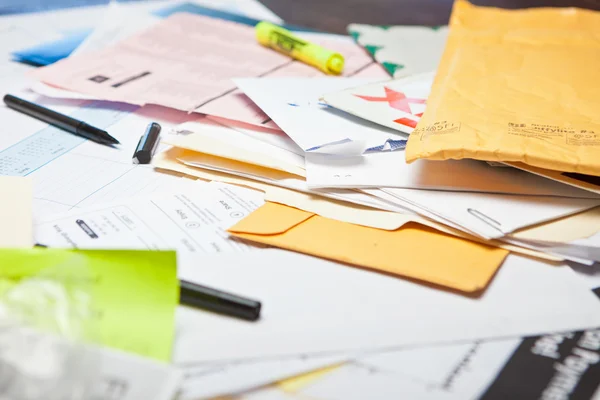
left=228, top=202, right=509, bottom=293
left=406, top=0, right=600, bottom=176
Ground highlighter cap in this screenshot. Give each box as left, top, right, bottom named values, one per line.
left=326, top=54, right=345, bottom=75
left=306, top=46, right=345, bottom=75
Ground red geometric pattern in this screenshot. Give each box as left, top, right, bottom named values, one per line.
left=354, top=87, right=426, bottom=115
left=394, top=117, right=418, bottom=128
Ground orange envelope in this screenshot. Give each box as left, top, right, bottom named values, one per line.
left=228, top=202, right=509, bottom=292
left=406, top=0, right=600, bottom=176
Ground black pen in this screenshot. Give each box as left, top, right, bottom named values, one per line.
left=3, top=94, right=119, bottom=146
left=180, top=279, right=262, bottom=321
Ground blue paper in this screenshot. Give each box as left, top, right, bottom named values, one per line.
left=152, top=3, right=315, bottom=32
left=12, top=28, right=92, bottom=66
left=11, top=2, right=316, bottom=67
left=365, top=139, right=407, bottom=152
left=0, top=0, right=141, bottom=16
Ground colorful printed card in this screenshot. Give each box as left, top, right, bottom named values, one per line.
left=348, top=24, right=448, bottom=78
left=321, top=72, right=433, bottom=134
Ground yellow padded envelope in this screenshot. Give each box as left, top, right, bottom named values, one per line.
left=228, top=202, right=509, bottom=293
left=406, top=0, right=600, bottom=175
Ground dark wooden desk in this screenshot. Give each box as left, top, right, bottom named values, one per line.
left=259, top=0, right=600, bottom=33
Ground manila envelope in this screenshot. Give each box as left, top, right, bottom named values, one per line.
left=406, top=0, right=600, bottom=176
left=228, top=202, right=510, bottom=292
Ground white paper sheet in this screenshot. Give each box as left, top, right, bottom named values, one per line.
left=174, top=250, right=600, bottom=363
left=292, top=341, right=519, bottom=400
left=506, top=231, right=600, bottom=264
left=35, top=182, right=264, bottom=257
left=207, top=116, right=304, bottom=156
left=235, top=78, right=406, bottom=155
left=180, top=354, right=346, bottom=399
left=89, top=345, right=182, bottom=400
left=381, top=187, right=600, bottom=240
left=292, top=313, right=600, bottom=400
left=305, top=151, right=600, bottom=197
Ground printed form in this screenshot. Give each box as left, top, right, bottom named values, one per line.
left=32, top=13, right=386, bottom=128
left=0, top=85, right=197, bottom=218
left=35, top=182, right=264, bottom=256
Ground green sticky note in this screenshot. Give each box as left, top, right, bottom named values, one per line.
left=0, top=248, right=178, bottom=362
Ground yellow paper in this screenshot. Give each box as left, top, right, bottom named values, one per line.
left=276, top=364, right=342, bottom=393
left=511, top=206, right=600, bottom=242
left=0, top=177, right=32, bottom=247
left=0, top=248, right=178, bottom=361
left=162, top=133, right=305, bottom=177
left=229, top=202, right=510, bottom=292
left=406, top=0, right=600, bottom=175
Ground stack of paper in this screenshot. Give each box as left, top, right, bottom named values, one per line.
left=3, top=0, right=600, bottom=397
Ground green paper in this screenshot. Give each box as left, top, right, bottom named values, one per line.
left=0, top=248, right=178, bottom=362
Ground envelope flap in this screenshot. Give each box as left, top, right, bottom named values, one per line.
left=229, top=202, right=314, bottom=235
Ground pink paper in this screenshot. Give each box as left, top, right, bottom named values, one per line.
left=198, top=46, right=390, bottom=129
left=33, top=13, right=389, bottom=128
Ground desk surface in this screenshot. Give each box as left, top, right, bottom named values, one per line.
left=262, top=0, right=600, bottom=33
left=2, top=0, right=600, bottom=33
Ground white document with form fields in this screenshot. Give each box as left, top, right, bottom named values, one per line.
left=0, top=0, right=282, bottom=220
left=35, top=182, right=264, bottom=257
left=174, top=250, right=600, bottom=363
left=0, top=91, right=192, bottom=218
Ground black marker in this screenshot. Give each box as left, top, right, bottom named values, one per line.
left=33, top=243, right=261, bottom=321
left=132, top=122, right=161, bottom=164
left=3, top=94, right=119, bottom=146
left=32, top=243, right=259, bottom=320
left=180, top=279, right=262, bottom=321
